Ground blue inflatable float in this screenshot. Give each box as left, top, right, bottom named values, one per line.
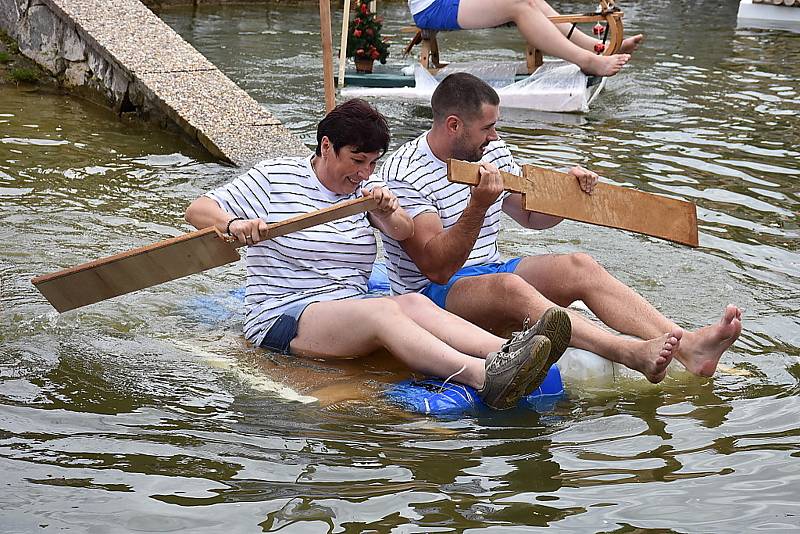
left=185, top=262, right=564, bottom=416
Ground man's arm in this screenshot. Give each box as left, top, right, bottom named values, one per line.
left=399, top=163, right=504, bottom=285
left=502, top=165, right=599, bottom=229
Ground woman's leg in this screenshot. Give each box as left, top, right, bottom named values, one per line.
left=456, top=0, right=630, bottom=77
left=389, top=293, right=504, bottom=357
left=290, top=298, right=487, bottom=389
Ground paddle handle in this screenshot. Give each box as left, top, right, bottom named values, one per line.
left=258, top=195, right=377, bottom=242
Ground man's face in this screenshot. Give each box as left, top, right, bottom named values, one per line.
left=451, top=103, right=500, bottom=162
left=323, top=141, right=381, bottom=195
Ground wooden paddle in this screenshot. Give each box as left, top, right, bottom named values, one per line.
left=447, top=159, right=699, bottom=247
left=32, top=197, right=378, bottom=313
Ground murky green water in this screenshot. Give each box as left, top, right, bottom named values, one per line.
left=2, top=0, right=799, bottom=531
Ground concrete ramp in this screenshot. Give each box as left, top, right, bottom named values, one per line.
left=1, top=0, right=309, bottom=165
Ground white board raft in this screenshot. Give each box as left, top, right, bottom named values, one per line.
left=341, top=60, right=606, bottom=113
left=737, top=0, right=800, bottom=32
left=183, top=264, right=661, bottom=416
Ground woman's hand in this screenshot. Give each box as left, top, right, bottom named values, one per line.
left=363, top=186, right=400, bottom=218
left=224, top=218, right=270, bottom=245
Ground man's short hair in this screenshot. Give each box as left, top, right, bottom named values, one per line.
left=431, top=73, right=500, bottom=124
left=315, top=98, right=390, bottom=156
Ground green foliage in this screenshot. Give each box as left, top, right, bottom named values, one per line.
left=10, top=67, right=39, bottom=83
left=345, top=0, right=389, bottom=64
left=0, top=51, right=10, bottom=63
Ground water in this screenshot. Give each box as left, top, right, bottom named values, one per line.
left=2, top=0, right=799, bottom=530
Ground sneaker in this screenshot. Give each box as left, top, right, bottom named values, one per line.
left=503, top=307, right=572, bottom=370
left=479, top=334, right=551, bottom=410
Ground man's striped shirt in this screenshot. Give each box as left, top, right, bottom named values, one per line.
left=379, top=133, right=520, bottom=294
left=206, top=156, right=382, bottom=346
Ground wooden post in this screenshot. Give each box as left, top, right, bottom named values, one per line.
left=338, top=0, right=352, bottom=89
left=319, top=0, right=336, bottom=112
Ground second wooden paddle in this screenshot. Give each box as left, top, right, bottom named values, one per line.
left=32, top=197, right=378, bottom=313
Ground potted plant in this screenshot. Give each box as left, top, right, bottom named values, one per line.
left=346, top=0, right=390, bottom=73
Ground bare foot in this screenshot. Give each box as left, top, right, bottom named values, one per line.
left=583, top=53, right=631, bottom=77
left=676, top=305, right=743, bottom=377
left=622, top=328, right=683, bottom=384
left=620, top=34, right=644, bottom=54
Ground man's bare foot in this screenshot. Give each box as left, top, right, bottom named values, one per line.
left=620, top=34, right=644, bottom=54
left=622, top=328, right=683, bottom=383
left=676, top=305, right=743, bottom=377
left=583, top=53, right=630, bottom=77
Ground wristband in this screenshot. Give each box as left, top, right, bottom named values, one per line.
left=225, top=217, right=245, bottom=236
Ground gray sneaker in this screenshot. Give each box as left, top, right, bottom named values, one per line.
left=503, top=307, right=572, bottom=370
left=479, top=334, right=551, bottom=410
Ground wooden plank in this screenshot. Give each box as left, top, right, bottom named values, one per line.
left=319, top=0, right=336, bottom=112
left=32, top=197, right=378, bottom=312
left=447, top=159, right=699, bottom=247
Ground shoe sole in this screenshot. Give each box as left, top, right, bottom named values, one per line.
left=523, top=307, right=572, bottom=396
left=488, top=335, right=551, bottom=410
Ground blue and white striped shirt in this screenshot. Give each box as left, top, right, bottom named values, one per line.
left=379, top=133, right=520, bottom=294
left=206, top=155, right=383, bottom=346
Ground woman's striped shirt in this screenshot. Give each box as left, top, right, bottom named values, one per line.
left=205, top=155, right=382, bottom=346
left=379, top=133, right=520, bottom=294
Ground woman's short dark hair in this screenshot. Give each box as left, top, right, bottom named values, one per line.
left=315, top=98, right=390, bottom=156
left=431, top=73, right=500, bottom=124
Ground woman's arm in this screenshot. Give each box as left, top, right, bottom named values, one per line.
left=364, top=186, right=414, bottom=241
left=185, top=196, right=269, bottom=244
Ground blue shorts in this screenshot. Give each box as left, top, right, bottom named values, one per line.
left=259, top=294, right=385, bottom=354
left=260, top=302, right=310, bottom=354
left=413, top=0, right=461, bottom=31
left=420, top=258, right=522, bottom=308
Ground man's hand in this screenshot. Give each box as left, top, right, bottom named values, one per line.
left=470, top=162, right=505, bottom=209
left=570, top=166, right=599, bottom=194
left=362, top=186, right=400, bottom=218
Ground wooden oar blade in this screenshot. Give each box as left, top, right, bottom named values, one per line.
left=32, top=228, right=240, bottom=313
left=522, top=165, right=698, bottom=247
left=32, top=196, right=379, bottom=313
left=447, top=159, right=698, bottom=247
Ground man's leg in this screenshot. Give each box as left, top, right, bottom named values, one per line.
left=513, top=253, right=743, bottom=377
left=456, top=0, right=630, bottom=77
left=444, top=271, right=679, bottom=383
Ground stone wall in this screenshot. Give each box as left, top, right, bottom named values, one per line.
left=0, top=0, right=308, bottom=166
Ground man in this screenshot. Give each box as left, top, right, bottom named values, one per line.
left=408, top=0, right=643, bottom=77
left=379, top=73, right=742, bottom=384
left=185, top=97, right=567, bottom=410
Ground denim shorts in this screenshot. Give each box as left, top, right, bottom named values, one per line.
left=413, top=0, right=461, bottom=30
left=259, top=294, right=386, bottom=354
left=259, top=302, right=310, bottom=354
left=420, top=258, right=523, bottom=308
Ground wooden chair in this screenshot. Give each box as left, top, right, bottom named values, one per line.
left=403, top=0, right=624, bottom=74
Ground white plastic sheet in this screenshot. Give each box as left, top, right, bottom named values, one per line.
left=341, top=59, right=603, bottom=113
